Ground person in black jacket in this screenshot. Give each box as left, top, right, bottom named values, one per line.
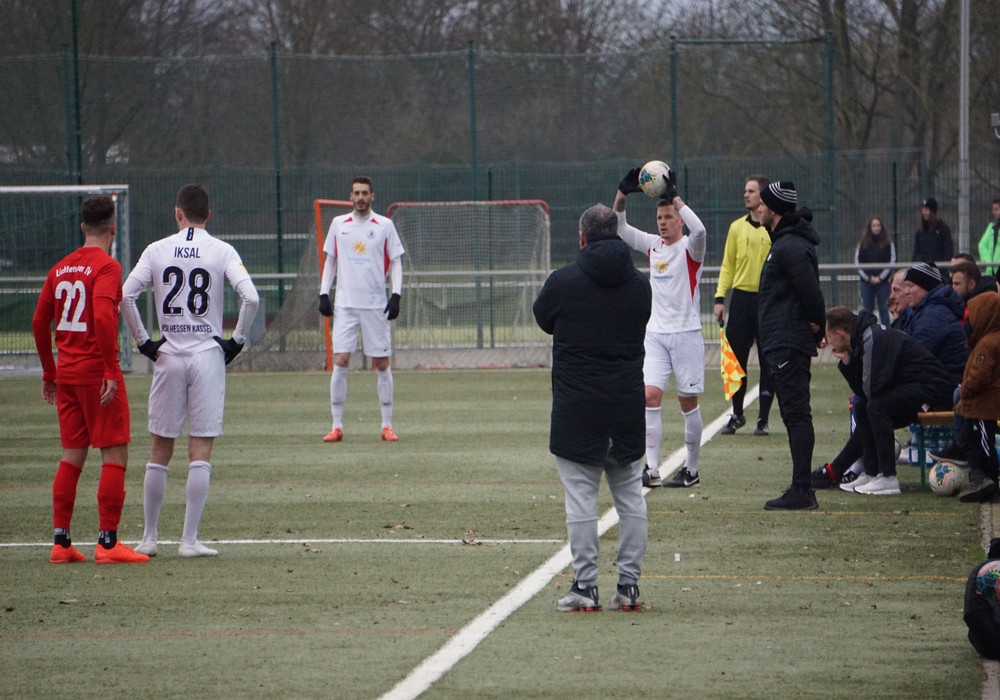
left=825, top=306, right=955, bottom=495
left=756, top=182, right=826, bottom=510
left=533, top=203, right=652, bottom=613
left=912, top=197, right=953, bottom=265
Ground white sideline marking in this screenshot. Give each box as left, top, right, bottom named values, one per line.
left=380, top=385, right=760, bottom=700
left=0, top=538, right=563, bottom=549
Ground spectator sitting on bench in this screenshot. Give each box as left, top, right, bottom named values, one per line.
left=823, top=306, right=954, bottom=495
left=952, top=293, right=1000, bottom=503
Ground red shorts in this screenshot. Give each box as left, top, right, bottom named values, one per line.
left=56, top=381, right=131, bottom=449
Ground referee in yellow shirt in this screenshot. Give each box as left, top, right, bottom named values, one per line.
left=713, top=176, right=774, bottom=436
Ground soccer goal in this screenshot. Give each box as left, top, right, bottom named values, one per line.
left=0, top=185, right=132, bottom=372
left=235, top=198, right=552, bottom=371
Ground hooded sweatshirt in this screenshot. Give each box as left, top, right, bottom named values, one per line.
left=956, top=293, right=1000, bottom=420
left=758, top=208, right=826, bottom=356
left=533, top=236, right=652, bottom=467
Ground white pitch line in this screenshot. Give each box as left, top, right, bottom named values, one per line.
left=0, top=538, right=564, bottom=549
left=380, top=385, right=760, bottom=700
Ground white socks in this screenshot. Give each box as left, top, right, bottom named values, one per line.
left=645, top=407, right=662, bottom=472
left=141, top=463, right=168, bottom=543
left=182, top=461, right=211, bottom=546
left=377, top=367, right=394, bottom=428
left=330, top=366, right=348, bottom=428
left=683, top=406, right=703, bottom=476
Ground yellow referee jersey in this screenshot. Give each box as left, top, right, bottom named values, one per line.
left=714, top=214, right=771, bottom=299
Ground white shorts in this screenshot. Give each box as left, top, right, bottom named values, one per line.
left=332, top=307, right=392, bottom=357
left=148, top=346, right=226, bottom=438
left=643, top=329, right=705, bottom=396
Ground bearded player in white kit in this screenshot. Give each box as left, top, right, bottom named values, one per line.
left=317, top=176, right=405, bottom=443
left=615, top=166, right=708, bottom=490
left=120, top=184, right=259, bottom=557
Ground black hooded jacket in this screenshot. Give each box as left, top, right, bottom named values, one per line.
left=835, top=310, right=954, bottom=410
left=758, top=208, right=826, bottom=356
left=533, top=236, right=651, bottom=468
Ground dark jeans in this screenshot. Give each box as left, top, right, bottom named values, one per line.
left=766, top=347, right=814, bottom=488
left=859, top=279, right=891, bottom=327
left=727, top=290, right=773, bottom=420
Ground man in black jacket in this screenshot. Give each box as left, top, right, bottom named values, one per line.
left=825, top=306, right=955, bottom=495
left=533, top=203, right=652, bottom=612
left=756, top=182, right=826, bottom=510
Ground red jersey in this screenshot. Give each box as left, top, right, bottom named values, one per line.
left=32, top=246, right=124, bottom=385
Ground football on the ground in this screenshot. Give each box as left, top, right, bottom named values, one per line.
left=977, top=560, right=1000, bottom=601
left=638, top=160, right=671, bottom=198
left=928, top=460, right=968, bottom=496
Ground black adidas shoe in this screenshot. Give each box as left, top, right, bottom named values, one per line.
left=720, top=414, right=746, bottom=435
left=928, top=442, right=968, bottom=466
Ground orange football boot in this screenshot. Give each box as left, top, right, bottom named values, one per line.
left=50, top=544, right=86, bottom=564
left=95, top=542, right=150, bottom=564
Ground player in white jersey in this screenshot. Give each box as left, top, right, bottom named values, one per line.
left=615, top=167, right=707, bottom=489
left=318, top=176, right=405, bottom=443
left=120, top=184, right=259, bottom=558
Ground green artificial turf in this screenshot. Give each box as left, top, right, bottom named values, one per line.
left=0, top=366, right=992, bottom=698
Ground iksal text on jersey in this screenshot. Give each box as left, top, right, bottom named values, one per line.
left=174, top=246, right=201, bottom=258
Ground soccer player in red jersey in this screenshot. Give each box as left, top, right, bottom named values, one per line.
left=31, top=194, right=148, bottom=564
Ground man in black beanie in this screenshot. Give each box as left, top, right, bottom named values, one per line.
left=756, top=182, right=827, bottom=510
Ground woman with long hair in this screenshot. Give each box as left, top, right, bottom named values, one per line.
left=855, top=216, right=895, bottom=326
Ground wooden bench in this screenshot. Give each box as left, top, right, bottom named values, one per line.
left=914, top=411, right=955, bottom=491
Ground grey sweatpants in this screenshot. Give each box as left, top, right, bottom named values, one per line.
left=555, top=455, right=648, bottom=588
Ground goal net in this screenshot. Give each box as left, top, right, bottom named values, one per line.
left=235, top=199, right=551, bottom=371
left=0, top=185, right=132, bottom=372
left=231, top=199, right=352, bottom=372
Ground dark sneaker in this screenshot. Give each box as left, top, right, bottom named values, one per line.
left=608, top=583, right=644, bottom=611
left=928, top=442, right=968, bottom=466
left=720, top=414, right=746, bottom=435
left=556, top=581, right=601, bottom=612
left=811, top=464, right=836, bottom=489
left=764, top=487, right=818, bottom=511
left=753, top=419, right=769, bottom=436
left=959, top=479, right=999, bottom=503
left=642, top=465, right=662, bottom=488
left=664, top=467, right=699, bottom=488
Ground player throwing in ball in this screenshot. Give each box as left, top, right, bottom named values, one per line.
left=121, top=184, right=259, bottom=557
left=317, top=176, right=405, bottom=443
left=615, top=166, right=707, bottom=489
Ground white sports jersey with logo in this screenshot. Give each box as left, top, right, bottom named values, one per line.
left=618, top=206, right=707, bottom=334
left=323, top=211, right=405, bottom=309
left=126, top=227, right=252, bottom=354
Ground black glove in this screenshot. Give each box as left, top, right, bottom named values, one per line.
left=384, top=293, right=401, bottom=321
left=213, top=336, right=244, bottom=365
left=659, top=168, right=679, bottom=203
left=660, top=182, right=679, bottom=204
left=318, top=293, right=333, bottom=317
left=618, top=167, right=642, bottom=195
left=138, top=338, right=166, bottom=362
